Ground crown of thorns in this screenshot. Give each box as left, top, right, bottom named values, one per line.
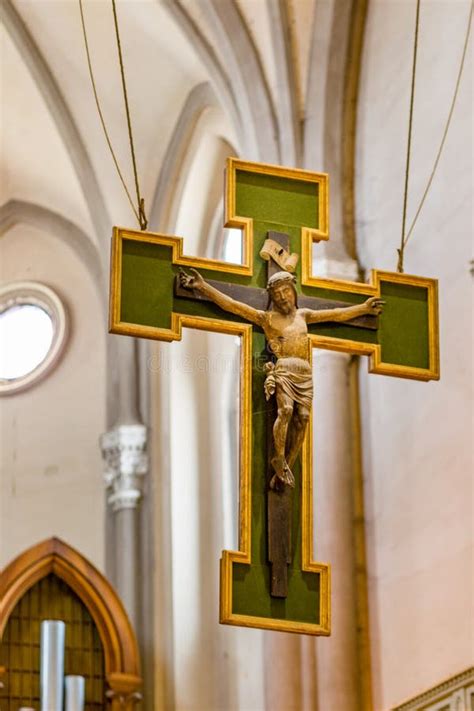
left=266, top=271, right=297, bottom=290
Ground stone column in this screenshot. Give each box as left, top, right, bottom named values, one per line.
left=312, top=257, right=359, bottom=710
left=101, top=423, right=148, bottom=630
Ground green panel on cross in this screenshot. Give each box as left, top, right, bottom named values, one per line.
left=232, top=563, right=320, bottom=622
left=236, top=170, right=319, bottom=230
left=121, top=240, right=174, bottom=329
left=379, top=280, right=429, bottom=368
left=120, top=239, right=254, bottom=327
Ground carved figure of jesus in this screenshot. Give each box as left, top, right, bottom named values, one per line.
left=179, top=268, right=384, bottom=489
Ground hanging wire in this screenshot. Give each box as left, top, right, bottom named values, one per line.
left=78, top=0, right=147, bottom=230
left=397, top=0, right=421, bottom=274
left=403, top=0, right=473, bottom=250
left=397, top=0, right=473, bottom=272
left=111, top=0, right=147, bottom=230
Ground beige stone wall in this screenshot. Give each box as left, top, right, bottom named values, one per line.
left=0, top=224, right=106, bottom=571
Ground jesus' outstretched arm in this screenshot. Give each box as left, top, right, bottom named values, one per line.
left=178, top=267, right=266, bottom=327
left=302, top=296, right=384, bottom=324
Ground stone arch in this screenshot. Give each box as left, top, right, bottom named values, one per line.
left=149, top=82, right=230, bottom=231
left=0, top=199, right=105, bottom=312
left=163, top=0, right=279, bottom=162
left=149, top=82, right=237, bottom=252
left=162, top=1, right=247, bottom=152
left=203, top=0, right=279, bottom=162
left=0, top=537, right=141, bottom=700
left=1, top=0, right=110, bottom=250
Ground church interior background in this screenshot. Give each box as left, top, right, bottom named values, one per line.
left=0, top=0, right=472, bottom=709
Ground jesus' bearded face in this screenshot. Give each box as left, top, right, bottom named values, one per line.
left=270, top=283, right=296, bottom=315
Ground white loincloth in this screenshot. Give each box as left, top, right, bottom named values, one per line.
left=263, top=357, right=313, bottom=408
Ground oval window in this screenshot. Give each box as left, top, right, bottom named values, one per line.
left=0, top=282, right=68, bottom=395
left=0, top=304, right=54, bottom=380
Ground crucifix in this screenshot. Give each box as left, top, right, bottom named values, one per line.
left=109, top=158, right=439, bottom=635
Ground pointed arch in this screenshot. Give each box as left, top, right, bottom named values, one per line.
left=0, top=199, right=105, bottom=312
left=205, top=0, right=280, bottom=163
left=149, top=82, right=237, bottom=240
left=162, top=1, right=246, bottom=152
left=149, top=82, right=224, bottom=231
left=0, top=537, right=141, bottom=685
left=164, top=0, right=280, bottom=162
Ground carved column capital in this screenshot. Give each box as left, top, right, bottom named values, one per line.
left=100, top=424, right=148, bottom=512
left=106, top=690, right=142, bottom=711
left=106, top=672, right=142, bottom=711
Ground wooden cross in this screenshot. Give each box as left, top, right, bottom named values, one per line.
left=109, top=158, right=439, bottom=635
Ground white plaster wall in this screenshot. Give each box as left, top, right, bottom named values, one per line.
left=356, top=1, right=473, bottom=708
left=0, top=224, right=106, bottom=571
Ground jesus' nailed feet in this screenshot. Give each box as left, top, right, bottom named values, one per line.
left=270, top=455, right=295, bottom=490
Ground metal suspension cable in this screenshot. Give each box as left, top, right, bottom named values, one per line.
left=78, top=0, right=147, bottom=230
left=397, top=0, right=473, bottom=272
left=397, top=0, right=421, bottom=274
left=111, top=0, right=147, bottom=230
left=403, top=0, right=473, bottom=250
